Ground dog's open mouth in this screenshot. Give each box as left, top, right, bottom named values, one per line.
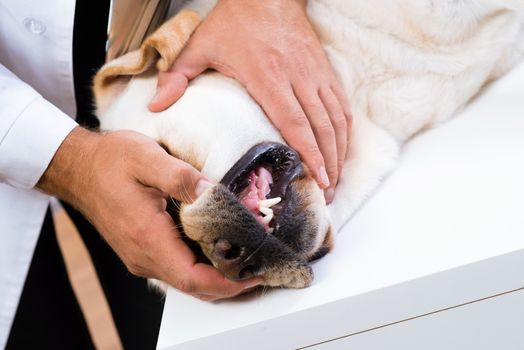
left=220, top=142, right=304, bottom=233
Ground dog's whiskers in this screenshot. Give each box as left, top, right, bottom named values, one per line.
left=168, top=196, right=182, bottom=211
left=180, top=180, right=193, bottom=204
left=172, top=226, right=189, bottom=234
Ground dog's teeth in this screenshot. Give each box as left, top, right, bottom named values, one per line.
left=267, top=228, right=274, bottom=234
left=259, top=197, right=279, bottom=225
left=259, top=206, right=273, bottom=217
left=258, top=197, right=282, bottom=209
left=262, top=212, right=273, bottom=224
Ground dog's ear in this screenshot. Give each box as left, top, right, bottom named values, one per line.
left=93, top=9, right=201, bottom=111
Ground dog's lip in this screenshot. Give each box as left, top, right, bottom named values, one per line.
left=220, top=142, right=303, bottom=199
left=220, top=142, right=304, bottom=229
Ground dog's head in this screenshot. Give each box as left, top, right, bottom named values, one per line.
left=94, top=10, right=332, bottom=289
left=179, top=142, right=331, bottom=288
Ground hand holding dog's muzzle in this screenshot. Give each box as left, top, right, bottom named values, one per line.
left=37, top=127, right=262, bottom=301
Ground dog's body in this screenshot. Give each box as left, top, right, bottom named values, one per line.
left=94, top=0, right=524, bottom=289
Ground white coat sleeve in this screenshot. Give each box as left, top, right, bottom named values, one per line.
left=0, top=64, right=78, bottom=190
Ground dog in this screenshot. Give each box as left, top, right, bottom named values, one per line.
left=93, top=0, right=524, bottom=290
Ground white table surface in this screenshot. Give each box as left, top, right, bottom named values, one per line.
left=157, top=62, right=524, bottom=350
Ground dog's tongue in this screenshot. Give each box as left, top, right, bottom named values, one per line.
left=238, top=167, right=272, bottom=213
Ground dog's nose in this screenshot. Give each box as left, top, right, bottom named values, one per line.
left=212, top=239, right=256, bottom=280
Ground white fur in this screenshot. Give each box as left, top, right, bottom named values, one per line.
left=98, top=1, right=524, bottom=238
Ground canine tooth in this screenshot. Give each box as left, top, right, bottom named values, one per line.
left=262, top=212, right=273, bottom=224
left=259, top=206, right=273, bottom=217
left=258, top=197, right=281, bottom=209
left=267, top=228, right=274, bottom=234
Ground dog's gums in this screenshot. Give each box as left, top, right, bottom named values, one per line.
left=221, top=142, right=304, bottom=235
left=236, top=166, right=280, bottom=231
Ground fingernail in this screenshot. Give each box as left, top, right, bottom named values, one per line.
left=245, top=278, right=263, bottom=289
left=324, top=188, right=335, bottom=204
left=150, top=92, right=160, bottom=106
left=149, top=87, right=164, bottom=108
left=195, top=179, right=214, bottom=197
left=319, top=166, right=330, bottom=188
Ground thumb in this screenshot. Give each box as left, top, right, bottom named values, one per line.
left=137, top=148, right=214, bottom=203
left=148, top=45, right=210, bottom=112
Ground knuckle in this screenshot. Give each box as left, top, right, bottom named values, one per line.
left=178, top=162, right=194, bottom=176
left=326, top=164, right=339, bottom=177
left=127, top=262, right=146, bottom=277
left=316, top=118, right=334, bottom=135
left=330, top=85, right=352, bottom=118
left=301, top=101, right=325, bottom=116
left=305, top=143, right=322, bottom=158
left=176, top=277, right=197, bottom=294
left=285, top=110, right=309, bottom=128
left=331, top=113, right=347, bottom=130
left=261, top=54, right=284, bottom=78
left=223, top=285, right=239, bottom=298
left=262, top=84, right=287, bottom=107
left=294, top=62, right=312, bottom=80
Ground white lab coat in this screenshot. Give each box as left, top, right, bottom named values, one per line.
left=0, top=0, right=78, bottom=346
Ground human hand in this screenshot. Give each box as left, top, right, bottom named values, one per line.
left=38, top=127, right=262, bottom=301
left=148, top=0, right=352, bottom=203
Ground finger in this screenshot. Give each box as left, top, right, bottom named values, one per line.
left=330, top=81, right=353, bottom=148
left=134, top=147, right=214, bottom=203
left=148, top=42, right=210, bottom=112
left=294, top=85, right=338, bottom=190
left=193, top=283, right=261, bottom=302
left=149, top=71, right=189, bottom=112
left=247, top=80, right=329, bottom=188
left=319, top=86, right=347, bottom=184
left=173, top=41, right=237, bottom=83
left=180, top=263, right=263, bottom=298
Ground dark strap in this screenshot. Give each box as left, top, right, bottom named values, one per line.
left=72, top=0, right=111, bottom=129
